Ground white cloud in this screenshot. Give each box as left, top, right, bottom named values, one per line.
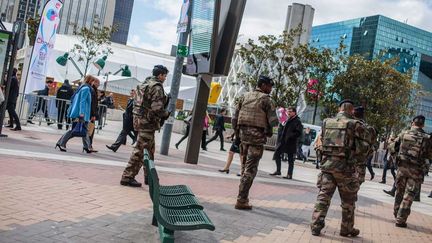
left=129, top=0, right=432, bottom=54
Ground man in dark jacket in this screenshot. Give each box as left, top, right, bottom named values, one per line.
left=6, top=68, right=21, bottom=131
left=55, top=79, right=74, bottom=130
left=106, top=89, right=137, bottom=152
left=205, top=108, right=227, bottom=151
left=270, top=106, right=303, bottom=179
left=28, top=81, right=52, bottom=125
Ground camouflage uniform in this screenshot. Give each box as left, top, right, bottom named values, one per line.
left=390, top=127, right=431, bottom=225
left=354, top=120, right=376, bottom=185
left=121, top=76, right=169, bottom=182
left=232, top=88, right=278, bottom=205
left=311, top=112, right=369, bottom=235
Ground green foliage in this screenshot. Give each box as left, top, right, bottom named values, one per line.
left=321, top=52, right=418, bottom=137
left=25, top=14, right=40, bottom=46
left=70, top=18, right=116, bottom=76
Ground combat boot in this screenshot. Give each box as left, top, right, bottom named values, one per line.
left=395, top=222, right=407, bottom=228
left=235, top=201, right=252, bottom=210
left=120, top=177, right=142, bottom=187
left=311, top=228, right=321, bottom=236
left=340, top=228, right=360, bottom=237
left=383, top=189, right=395, bottom=197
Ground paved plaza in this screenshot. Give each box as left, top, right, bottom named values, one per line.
left=0, top=121, right=431, bottom=243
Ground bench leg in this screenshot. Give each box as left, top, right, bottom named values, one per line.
left=152, top=213, right=158, bottom=227
left=158, top=224, right=174, bottom=243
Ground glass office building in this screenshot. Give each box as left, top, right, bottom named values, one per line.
left=310, top=15, right=432, bottom=132
left=111, top=0, right=134, bottom=45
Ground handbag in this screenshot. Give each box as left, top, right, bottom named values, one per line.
left=87, top=121, right=95, bottom=135
left=71, top=119, right=88, bottom=137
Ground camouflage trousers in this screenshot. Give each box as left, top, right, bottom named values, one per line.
left=394, top=173, right=421, bottom=224
left=122, top=131, right=155, bottom=180
left=237, top=143, right=264, bottom=203
left=311, top=171, right=359, bottom=233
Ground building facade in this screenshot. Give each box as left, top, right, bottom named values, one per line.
left=310, top=15, right=432, bottom=131
left=0, top=0, right=42, bottom=23
left=110, top=0, right=133, bottom=45
left=57, top=0, right=115, bottom=36
left=285, top=3, right=315, bottom=45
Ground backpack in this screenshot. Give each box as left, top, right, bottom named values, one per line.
left=322, top=118, right=354, bottom=162
left=398, top=130, right=430, bottom=164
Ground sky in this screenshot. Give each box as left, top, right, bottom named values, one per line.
left=127, top=0, right=432, bottom=54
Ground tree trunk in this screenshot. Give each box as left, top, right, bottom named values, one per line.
left=312, top=97, right=318, bottom=125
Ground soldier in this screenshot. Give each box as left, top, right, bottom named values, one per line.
left=232, top=75, right=278, bottom=210
left=390, top=115, right=431, bottom=227
left=352, top=106, right=376, bottom=185
left=120, top=65, right=170, bottom=187
left=311, top=99, right=369, bottom=237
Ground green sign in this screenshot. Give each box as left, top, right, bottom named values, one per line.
left=0, top=31, right=12, bottom=84
left=177, top=44, right=189, bottom=57
left=189, top=0, right=215, bottom=55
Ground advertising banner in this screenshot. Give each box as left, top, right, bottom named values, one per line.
left=0, top=31, right=12, bottom=82
left=177, top=0, right=190, bottom=33
left=25, top=0, right=62, bottom=94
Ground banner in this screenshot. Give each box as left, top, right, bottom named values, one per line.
left=25, top=0, right=62, bottom=94
left=176, top=0, right=190, bottom=33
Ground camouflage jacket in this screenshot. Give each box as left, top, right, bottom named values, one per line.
left=320, top=112, right=369, bottom=174
left=354, top=119, right=376, bottom=183
left=132, top=76, right=169, bottom=132
left=390, top=127, right=432, bottom=180
left=232, top=88, right=278, bottom=145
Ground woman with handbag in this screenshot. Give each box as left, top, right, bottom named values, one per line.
left=55, top=75, right=99, bottom=153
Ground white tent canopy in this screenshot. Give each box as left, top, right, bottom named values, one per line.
left=16, top=34, right=198, bottom=94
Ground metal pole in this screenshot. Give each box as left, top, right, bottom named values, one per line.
left=160, top=2, right=191, bottom=155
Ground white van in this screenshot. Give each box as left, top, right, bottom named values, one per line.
left=302, top=123, right=322, bottom=158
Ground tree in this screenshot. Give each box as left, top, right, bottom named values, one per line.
left=321, top=52, right=418, bottom=137
left=25, top=14, right=40, bottom=46
left=237, top=28, right=304, bottom=108
left=70, top=19, right=116, bottom=76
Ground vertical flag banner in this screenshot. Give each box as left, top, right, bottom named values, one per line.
left=25, top=0, right=62, bottom=94
left=177, top=0, right=190, bottom=33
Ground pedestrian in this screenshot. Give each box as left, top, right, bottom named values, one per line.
left=311, top=99, right=369, bottom=237
left=389, top=115, right=431, bottom=228
left=201, top=111, right=211, bottom=151
left=270, top=106, right=303, bottom=179
left=106, top=89, right=138, bottom=152
left=175, top=110, right=192, bottom=149
left=232, top=75, right=278, bottom=210
left=87, top=78, right=101, bottom=153
left=5, top=68, right=21, bottom=131
left=205, top=108, right=226, bottom=151
left=301, top=127, right=313, bottom=162
left=314, top=132, right=322, bottom=169
left=28, top=80, right=53, bottom=125
left=55, top=75, right=99, bottom=153
left=380, top=136, right=397, bottom=184
left=353, top=106, right=377, bottom=185
left=55, top=79, right=74, bottom=130
left=218, top=132, right=243, bottom=175
left=366, top=149, right=376, bottom=180
left=120, top=65, right=170, bottom=187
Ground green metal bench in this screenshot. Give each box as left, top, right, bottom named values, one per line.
left=144, top=151, right=215, bottom=243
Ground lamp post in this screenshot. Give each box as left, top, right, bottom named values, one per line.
left=56, top=52, right=84, bottom=77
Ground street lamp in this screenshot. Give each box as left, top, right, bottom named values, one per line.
left=56, top=52, right=84, bottom=77
left=103, top=65, right=133, bottom=91
left=93, top=55, right=107, bottom=75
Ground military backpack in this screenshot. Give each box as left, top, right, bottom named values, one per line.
left=398, top=130, right=431, bottom=164
left=322, top=118, right=356, bottom=163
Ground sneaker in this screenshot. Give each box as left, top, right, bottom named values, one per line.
left=235, top=201, right=252, bottom=210
left=220, top=148, right=226, bottom=151
left=120, top=178, right=142, bottom=187
left=379, top=180, right=386, bottom=184
left=340, top=228, right=360, bottom=237
left=383, top=189, right=395, bottom=197
left=395, top=222, right=407, bottom=228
